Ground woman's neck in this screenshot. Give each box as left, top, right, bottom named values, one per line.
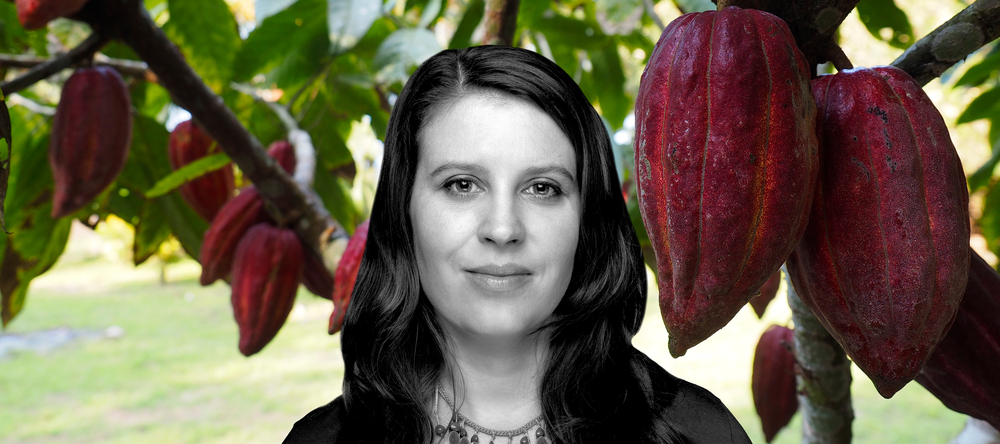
left=438, top=329, right=548, bottom=430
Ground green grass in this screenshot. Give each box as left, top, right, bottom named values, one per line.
left=0, top=243, right=969, bottom=443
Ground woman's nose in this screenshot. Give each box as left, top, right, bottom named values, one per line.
left=478, top=193, right=525, bottom=246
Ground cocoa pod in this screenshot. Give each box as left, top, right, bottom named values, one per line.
left=915, top=251, right=1000, bottom=430
left=329, top=220, right=369, bottom=335
left=633, top=7, right=818, bottom=357
left=752, top=325, right=797, bottom=443
left=786, top=66, right=969, bottom=398
left=15, top=0, right=89, bottom=30
left=199, top=187, right=269, bottom=286
left=231, top=223, right=303, bottom=356
left=302, top=247, right=333, bottom=299
left=168, top=119, right=235, bottom=221
left=268, top=140, right=296, bottom=174
left=750, top=270, right=782, bottom=319
left=50, top=66, right=133, bottom=219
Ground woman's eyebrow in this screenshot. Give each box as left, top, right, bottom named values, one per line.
left=429, top=163, right=487, bottom=178
left=524, top=165, right=576, bottom=183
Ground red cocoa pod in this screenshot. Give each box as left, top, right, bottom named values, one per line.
left=199, top=187, right=269, bottom=286
left=915, top=251, right=1000, bottom=430
left=633, top=7, right=818, bottom=357
left=168, top=119, right=235, bottom=221
left=50, top=66, right=133, bottom=219
left=752, top=325, right=798, bottom=443
left=231, top=223, right=303, bottom=356
left=329, top=220, right=369, bottom=335
left=15, top=0, right=89, bottom=30
left=302, top=247, right=334, bottom=299
left=268, top=140, right=296, bottom=174
left=786, top=66, right=970, bottom=398
left=750, top=270, right=782, bottom=319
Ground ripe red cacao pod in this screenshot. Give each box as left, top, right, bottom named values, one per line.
left=915, top=251, right=1000, bottom=430
left=231, top=223, right=303, bottom=356
left=15, top=0, right=89, bottom=30
left=786, top=66, right=970, bottom=398
left=634, top=7, right=818, bottom=357
left=752, top=325, right=798, bottom=443
left=168, top=120, right=235, bottom=221
left=750, top=270, right=782, bottom=319
left=268, top=140, right=296, bottom=174
left=199, top=187, right=269, bottom=286
left=50, top=66, right=133, bottom=219
left=302, top=247, right=334, bottom=299
left=329, top=220, right=369, bottom=335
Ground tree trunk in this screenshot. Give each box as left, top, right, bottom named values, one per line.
left=482, top=0, right=520, bottom=46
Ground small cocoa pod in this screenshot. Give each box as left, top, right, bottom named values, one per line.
left=302, top=247, right=334, bottom=299
left=268, top=140, right=296, bottom=174
left=634, top=7, right=818, bottom=357
left=329, top=220, right=369, bottom=335
left=168, top=119, right=235, bottom=221
left=231, top=223, right=303, bottom=356
left=15, top=0, right=89, bottom=30
left=750, top=270, right=782, bottom=319
left=916, top=251, right=1000, bottom=430
left=50, top=66, right=133, bottom=219
left=752, top=325, right=797, bottom=443
left=786, top=66, right=970, bottom=398
left=199, top=187, right=269, bottom=286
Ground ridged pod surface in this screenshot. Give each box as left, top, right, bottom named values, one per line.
left=916, top=251, right=1000, bottom=429
left=169, top=120, right=235, bottom=221
left=329, top=220, right=369, bottom=335
left=16, top=0, right=89, bottom=30
left=50, top=66, right=133, bottom=219
left=752, top=325, right=798, bottom=443
left=199, top=187, right=269, bottom=286
left=786, top=66, right=969, bottom=398
left=634, top=7, right=818, bottom=357
left=231, top=223, right=303, bottom=356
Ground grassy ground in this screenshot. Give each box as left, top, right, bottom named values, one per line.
left=0, top=224, right=969, bottom=444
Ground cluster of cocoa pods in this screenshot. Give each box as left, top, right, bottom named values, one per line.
left=636, top=5, right=993, bottom=424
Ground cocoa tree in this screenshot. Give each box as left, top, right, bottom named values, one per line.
left=0, top=0, right=998, bottom=442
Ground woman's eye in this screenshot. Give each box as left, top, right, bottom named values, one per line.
left=527, top=182, right=563, bottom=199
left=444, top=178, right=479, bottom=196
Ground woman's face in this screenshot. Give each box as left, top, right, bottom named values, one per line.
left=409, top=94, right=581, bottom=342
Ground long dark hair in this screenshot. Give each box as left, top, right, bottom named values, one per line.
left=340, top=45, right=680, bottom=443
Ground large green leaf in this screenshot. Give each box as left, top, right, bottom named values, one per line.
left=957, top=86, right=1000, bottom=124
left=313, top=166, right=360, bottom=231
left=256, top=0, right=300, bottom=21
left=133, top=200, right=172, bottom=265
left=164, top=0, right=242, bottom=92
left=232, top=0, right=328, bottom=84
left=955, top=44, right=1000, bottom=88
left=373, top=27, right=441, bottom=85
left=0, top=3, right=48, bottom=56
left=967, top=139, right=1000, bottom=193
left=856, top=0, right=913, bottom=49
left=595, top=0, right=643, bottom=35
left=328, top=0, right=383, bottom=56
left=980, top=180, right=1000, bottom=260
left=144, top=153, right=232, bottom=198
left=672, top=0, right=714, bottom=13
left=590, top=45, right=629, bottom=129
left=448, top=0, right=484, bottom=49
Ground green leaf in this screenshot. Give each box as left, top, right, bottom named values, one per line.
left=232, top=0, right=327, bottom=83
left=155, top=192, right=208, bottom=261
left=256, top=0, right=300, bottom=22
left=328, top=0, right=383, bottom=56
left=590, top=45, right=629, bottom=129
left=133, top=200, right=172, bottom=265
left=0, top=97, right=10, bottom=233
left=144, top=153, right=232, bottom=198
left=0, top=217, right=70, bottom=326
left=314, top=166, right=360, bottom=231
left=373, top=28, right=441, bottom=85
left=595, top=0, right=643, bottom=35
left=980, top=180, right=1000, bottom=260
left=0, top=3, right=48, bottom=56
left=968, top=139, right=1000, bottom=192
left=164, top=0, right=242, bottom=92
left=672, top=0, right=714, bottom=13
left=448, top=0, right=484, bottom=49
left=856, top=0, right=913, bottom=49
left=533, top=13, right=606, bottom=51
left=417, top=0, right=444, bottom=28
left=957, top=86, right=1000, bottom=124
left=955, top=44, right=1000, bottom=88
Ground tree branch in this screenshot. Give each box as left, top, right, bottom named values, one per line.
left=73, top=0, right=345, bottom=256
left=482, top=0, right=520, bottom=46
left=891, top=0, right=1000, bottom=86
left=0, top=32, right=109, bottom=96
left=0, top=53, right=156, bottom=83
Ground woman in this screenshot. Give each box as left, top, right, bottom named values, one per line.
left=285, top=45, right=750, bottom=444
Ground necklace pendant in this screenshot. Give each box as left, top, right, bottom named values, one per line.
left=435, top=425, right=447, bottom=436
left=449, top=431, right=461, bottom=444
left=519, top=436, right=530, bottom=444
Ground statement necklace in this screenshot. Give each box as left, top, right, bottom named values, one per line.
left=434, top=386, right=549, bottom=444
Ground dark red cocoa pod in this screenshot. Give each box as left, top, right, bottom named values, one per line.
left=329, top=220, right=369, bottom=335
left=915, top=251, right=1000, bottom=430
left=231, top=223, right=303, bottom=356
left=302, top=247, right=333, bottom=299
left=786, top=66, right=970, bottom=398
left=268, top=140, right=296, bottom=174
left=199, top=187, right=269, bottom=286
left=750, top=270, right=782, bottom=319
left=752, top=325, right=798, bottom=443
left=633, top=7, right=818, bottom=357
left=50, top=66, right=133, bottom=219
left=15, top=0, right=89, bottom=30
left=168, top=119, right=235, bottom=221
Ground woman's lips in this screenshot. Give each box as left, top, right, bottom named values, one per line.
left=465, top=264, right=532, bottom=292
